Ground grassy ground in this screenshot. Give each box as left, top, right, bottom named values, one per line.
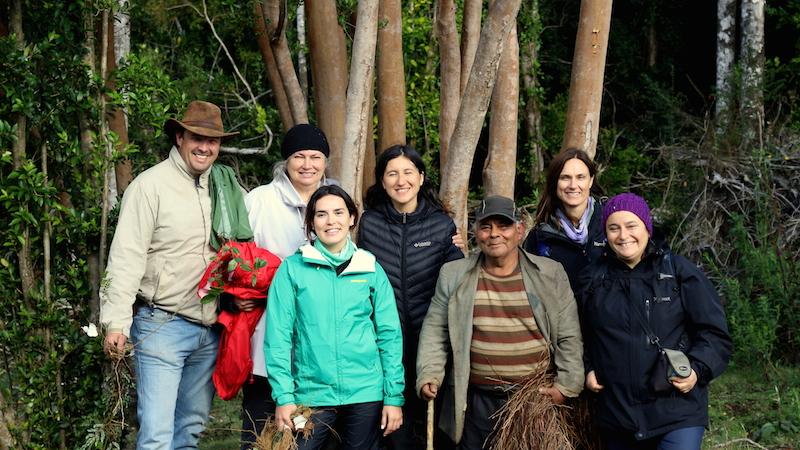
left=200, top=365, right=800, bottom=449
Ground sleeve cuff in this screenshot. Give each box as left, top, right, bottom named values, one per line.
left=275, top=393, right=296, bottom=406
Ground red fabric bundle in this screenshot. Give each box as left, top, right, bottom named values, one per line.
left=198, top=241, right=282, bottom=400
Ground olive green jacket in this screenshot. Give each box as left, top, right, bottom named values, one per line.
left=415, top=248, right=584, bottom=443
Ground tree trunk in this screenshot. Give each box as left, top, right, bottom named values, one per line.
left=739, top=0, right=764, bottom=145
left=520, top=0, right=544, bottom=185
left=263, top=0, right=308, bottom=125
left=296, top=3, right=309, bottom=100
left=439, top=0, right=522, bottom=235
left=561, top=0, right=613, bottom=159
left=436, top=0, right=461, bottom=169
left=339, top=0, right=379, bottom=207
left=484, top=22, right=518, bottom=198
left=376, top=0, right=406, bottom=153
left=306, top=0, right=348, bottom=179
left=254, top=1, right=293, bottom=131
left=715, top=0, right=736, bottom=136
left=112, top=0, right=133, bottom=193
left=460, top=0, right=482, bottom=95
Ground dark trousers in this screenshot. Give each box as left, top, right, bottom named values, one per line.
left=457, top=387, right=509, bottom=450
left=240, top=375, right=276, bottom=449
left=297, top=401, right=383, bottom=450
left=603, top=426, right=705, bottom=450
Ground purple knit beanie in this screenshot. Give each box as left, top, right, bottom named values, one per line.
left=602, top=193, right=653, bottom=235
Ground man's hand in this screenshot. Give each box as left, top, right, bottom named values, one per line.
left=381, top=405, right=403, bottom=436
left=670, top=369, right=697, bottom=394
left=538, top=385, right=566, bottom=405
left=104, top=332, right=128, bottom=357
left=275, top=404, right=297, bottom=431
left=420, top=383, right=439, bottom=400
left=585, top=370, right=604, bottom=393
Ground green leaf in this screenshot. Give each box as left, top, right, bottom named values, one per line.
left=254, top=258, right=267, bottom=269
left=251, top=274, right=257, bottom=287
left=226, top=260, right=238, bottom=273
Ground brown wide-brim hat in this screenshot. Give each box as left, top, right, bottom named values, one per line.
left=164, top=100, right=239, bottom=144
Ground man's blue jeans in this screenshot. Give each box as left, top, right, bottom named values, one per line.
left=131, top=305, right=220, bottom=450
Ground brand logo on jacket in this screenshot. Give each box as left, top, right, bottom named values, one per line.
left=413, top=241, right=432, bottom=248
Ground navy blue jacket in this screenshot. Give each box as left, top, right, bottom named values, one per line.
left=577, top=243, right=732, bottom=440
left=357, top=198, right=464, bottom=351
left=523, top=201, right=606, bottom=291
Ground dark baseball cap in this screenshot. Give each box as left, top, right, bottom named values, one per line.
left=474, top=196, right=518, bottom=223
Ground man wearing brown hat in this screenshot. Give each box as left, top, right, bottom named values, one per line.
left=100, top=100, right=240, bottom=449
left=415, top=195, right=585, bottom=449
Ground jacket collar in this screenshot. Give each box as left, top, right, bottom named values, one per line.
left=378, top=196, right=431, bottom=224
left=298, top=243, right=376, bottom=274
left=168, top=147, right=212, bottom=188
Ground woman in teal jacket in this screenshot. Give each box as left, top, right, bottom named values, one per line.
left=265, top=185, right=405, bottom=450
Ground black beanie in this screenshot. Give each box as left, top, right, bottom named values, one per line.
left=281, top=123, right=330, bottom=159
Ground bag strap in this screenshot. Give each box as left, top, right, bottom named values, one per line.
left=629, top=300, right=665, bottom=353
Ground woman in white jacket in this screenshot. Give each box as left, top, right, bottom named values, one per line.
left=241, top=123, right=337, bottom=448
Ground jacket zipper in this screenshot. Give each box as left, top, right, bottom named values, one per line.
left=400, top=213, right=410, bottom=331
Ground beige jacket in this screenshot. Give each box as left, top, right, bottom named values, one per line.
left=100, top=148, right=218, bottom=336
left=415, top=249, right=584, bottom=443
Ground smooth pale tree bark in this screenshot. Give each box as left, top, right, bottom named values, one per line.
left=112, top=0, right=132, bottom=193
left=439, top=0, right=522, bottom=236
left=740, top=0, right=765, bottom=144
left=376, top=0, right=406, bottom=153
left=484, top=23, right=518, bottom=198
left=521, top=0, right=544, bottom=184
left=460, top=0, right=482, bottom=95
left=296, top=3, right=308, bottom=99
left=561, top=0, right=613, bottom=159
left=306, top=0, right=348, bottom=179
left=436, top=0, right=460, bottom=169
left=715, top=0, right=736, bottom=134
left=263, top=0, right=308, bottom=125
left=254, top=2, right=293, bottom=131
left=339, top=0, right=379, bottom=208
left=363, top=74, right=377, bottom=194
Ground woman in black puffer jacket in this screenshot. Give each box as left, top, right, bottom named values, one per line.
left=358, top=145, right=463, bottom=450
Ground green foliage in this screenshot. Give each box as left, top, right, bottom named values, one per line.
left=705, top=365, right=800, bottom=448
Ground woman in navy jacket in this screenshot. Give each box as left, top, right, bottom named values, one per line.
left=523, top=148, right=606, bottom=291
left=358, top=145, right=463, bottom=449
left=579, top=193, right=732, bottom=450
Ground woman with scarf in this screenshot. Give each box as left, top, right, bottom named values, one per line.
left=523, top=148, right=606, bottom=291
left=266, top=185, right=405, bottom=450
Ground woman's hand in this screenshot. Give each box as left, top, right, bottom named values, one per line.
left=234, top=297, right=260, bottom=312
left=671, top=369, right=698, bottom=394
left=275, top=404, right=298, bottom=431
left=381, top=405, right=403, bottom=436
left=452, top=232, right=466, bottom=251
left=585, top=370, right=604, bottom=393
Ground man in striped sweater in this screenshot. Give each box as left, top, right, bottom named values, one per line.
left=416, top=195, right=584, bottom=450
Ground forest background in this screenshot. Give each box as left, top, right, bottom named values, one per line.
left=0, top=0, right=798, bottom=448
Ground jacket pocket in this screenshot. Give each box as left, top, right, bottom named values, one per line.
left=138, top=256, right=165, bottom=300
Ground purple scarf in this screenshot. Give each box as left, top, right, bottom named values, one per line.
left=555, top=197, right=595, bottom=244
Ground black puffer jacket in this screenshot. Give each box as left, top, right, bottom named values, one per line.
left=577, top=242, right=732, bottom=440
left=523, top=200, right=606, bottom=292
left=358, top=198, right=463, bottom=345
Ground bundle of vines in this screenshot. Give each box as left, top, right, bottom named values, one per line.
left=490, top=353, right=583, bottom=450
left=254, top=405, right=315, bottom=450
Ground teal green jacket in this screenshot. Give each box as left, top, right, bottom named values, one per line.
left=265, top=244, right=405, bottom=407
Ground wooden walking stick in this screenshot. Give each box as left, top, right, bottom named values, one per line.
left=427, top=398, right=434, bottom=450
